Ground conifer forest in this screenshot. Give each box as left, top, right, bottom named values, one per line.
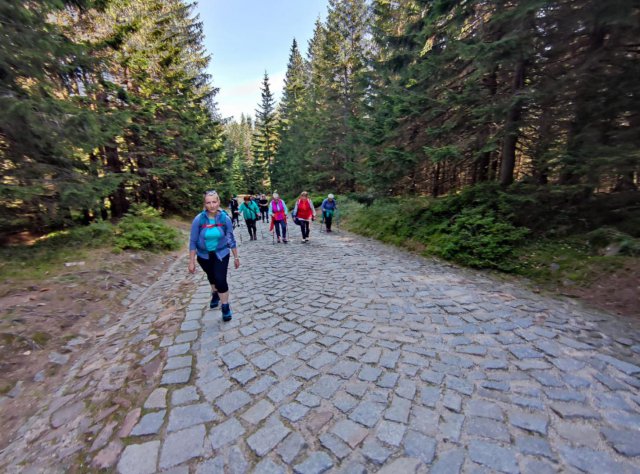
left=1, top=0, right=639, bottom=249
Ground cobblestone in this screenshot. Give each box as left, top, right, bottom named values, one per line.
left=5, top=225, right=640, bottom=473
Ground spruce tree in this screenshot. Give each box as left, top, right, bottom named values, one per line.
left=252, top=72, right=279, bottom=191
left=272, top=38, right=310, bottom=193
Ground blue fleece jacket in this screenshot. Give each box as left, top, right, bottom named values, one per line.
left=189, top=210, right=237, bottom=260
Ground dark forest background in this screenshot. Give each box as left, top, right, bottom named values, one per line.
left=1, top=0, right=639, bottom=275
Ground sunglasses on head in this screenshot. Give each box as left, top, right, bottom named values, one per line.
left=204, top=190, right=218, bottom=196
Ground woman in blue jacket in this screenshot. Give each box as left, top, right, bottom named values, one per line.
left=320, top=194, right=337, bottom=232
left=188, top=190, right=239, bottom=321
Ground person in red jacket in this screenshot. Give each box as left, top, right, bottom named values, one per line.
left=292, top=191, right=316, bottom=243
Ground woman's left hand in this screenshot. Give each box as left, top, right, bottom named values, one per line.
left=234, top=258, right=240, bottom=269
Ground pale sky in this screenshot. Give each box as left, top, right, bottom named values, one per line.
left=193, top=0, right=329, bottom=122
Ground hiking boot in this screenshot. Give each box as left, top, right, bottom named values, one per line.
left=283, top=238, right=288, bottom=243
left=210, top=291, right=220, bottom=309
left=221, top=303, right=232, bottom=322
left=277, top=238, right=281, bottom=243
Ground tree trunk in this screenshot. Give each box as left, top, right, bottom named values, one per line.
left=104, top=143, right=128, bottom=218
left=499, top=58, right=526, bottom=186
left=475, top=68, right=498, bottom=184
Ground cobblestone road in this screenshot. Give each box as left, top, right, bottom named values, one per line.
left=115, top=223, right=640, bottom=473
left=4, top=222, right=638, bottom=473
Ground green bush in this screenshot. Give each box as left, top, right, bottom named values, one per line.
left=587, top=227, right=640, bottom=256
left=114, top=204, right=180, bottom=251
left=435, top=208, right=529, bottom=270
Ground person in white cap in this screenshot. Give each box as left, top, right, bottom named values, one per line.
left=321, top=193, right=337, bottom=232
left=269, top=192, right=289, bottom=243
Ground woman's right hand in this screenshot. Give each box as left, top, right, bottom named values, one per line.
left=188, top=261, right=196, bottom=274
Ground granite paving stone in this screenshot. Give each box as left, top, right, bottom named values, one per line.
left=167, top=343, right=191, bottom=357
left=430, top=448, right=464, bottom=474
left=350, top=401, right=386, bottom=428
left=158, top=424, right=205, bottom=470
left=515, top=435, right=556, bottom=459
left=220, top=351, right=247, bottom=370
left=332, top=391, right=358, bottom=413
left=468, top=440, right=519, bottom=474
left=251, top=351, right=282, bottom=370
left=277, top=432, right=307, bottom=464
left=331, top=419, right=369, bottom=448
left=327, top=360, right=361, bottom=379
left=216, top=390, right=252, bottom=415
left=385, top=396, right=411, bottom=423
left=319, top=433, right=350, bottom=459
left=247, top=375, right=277, bottom=395
left=403, top=430, right=436, bottom=464
left=375, top=420, right=406, bottom=446
left=130, top=410, right=166, bottom=436
left=228, top=445, right=249, bottom=474
left=117, top=440, right=160, bottom=474
left=361, top=440, right=393, bottom=465
left=241, top=399, right=275, bottom=424
left=247, top=419, right=291, bottom=456
left=409, top=405, right=439, bottom=436
left=268, top=379, right=303, bottom=403
left=601, top=427, right=640, bottom=457
left=293, top=451, right=333, bottom=474
left=167, top=403, right=217, bottom=432
left=144, top=388, right=167, bottom=409
left=209, top=417, right=245, bottom=449
left=161, top=368, right=191, bottom=385
left=280, top=402, right=310, bottom=422
left=308, top=375, right=342, bottom=399
left=231, top=367, right=257, bottom=385
left=560, top=445, right=625, bottom=473
left=465, top=416, right=510, bottom=442
left=254, top=459, right=287, bottom=474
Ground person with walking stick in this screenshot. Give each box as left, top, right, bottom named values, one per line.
left=269, top=192, right=289, bottom=243
left=292, top=191, right=316, bottom=243
left=321, top=194, right=337, bottom=232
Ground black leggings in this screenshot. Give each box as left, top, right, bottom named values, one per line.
left=300, top=220, right=310, bottom=239
left=324, top=213, right=333, bottom=230
left=197, top=252, right=230, bottom=293
left=246, top=218, right=257, bottom=238
left=260, top=207, right=268, bottom=221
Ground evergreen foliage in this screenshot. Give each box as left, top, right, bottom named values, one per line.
left=114, top=203, right=180, bottom=251
left=0, top=0, right=224, bottom=236
left=2, top=0, right=638, bottom=266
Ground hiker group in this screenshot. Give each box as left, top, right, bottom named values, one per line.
left=188, top=190, right=337, bottom=322
left=228, top=192, right=338, bottom=244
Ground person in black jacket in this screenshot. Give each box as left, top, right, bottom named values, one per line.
left=258, top=193, right=269, bottom=223
left=229, top=195, right=240, bottom=228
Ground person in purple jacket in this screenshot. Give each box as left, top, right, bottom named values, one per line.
left=188, top=190, right=239, bottom=321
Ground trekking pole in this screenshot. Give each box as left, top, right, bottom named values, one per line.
left=284, top=218, right=289, bottom=243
